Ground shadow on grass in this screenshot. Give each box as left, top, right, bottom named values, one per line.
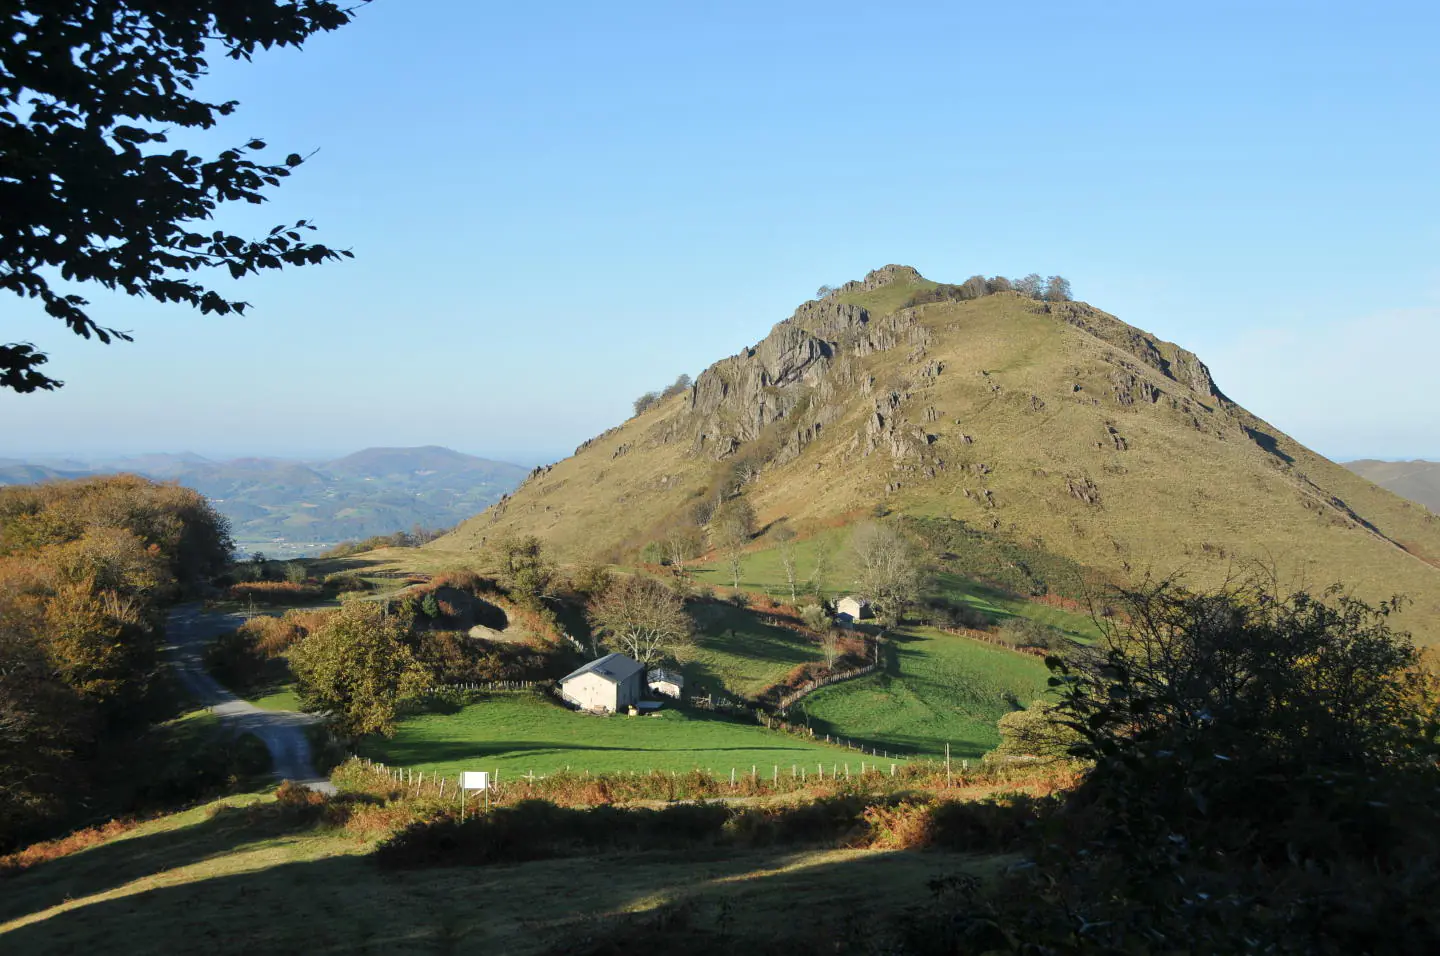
left=0, top=833, right=988, bottom=955
left=0, top=799, right=317, bottom=926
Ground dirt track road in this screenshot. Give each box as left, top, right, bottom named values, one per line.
left=164, top=603, right=336, bottom=794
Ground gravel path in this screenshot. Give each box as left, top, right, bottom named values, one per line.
left=164, top=603, right=336, bottom=794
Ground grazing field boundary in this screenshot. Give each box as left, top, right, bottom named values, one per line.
left=775, top=662, right=879, bottom=712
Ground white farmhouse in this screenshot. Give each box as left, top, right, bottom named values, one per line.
left=647, top=667, right=685, bottom=700
left=559, top=653, right=645, bottom=714
left=835, top=595, right=872, bottom=624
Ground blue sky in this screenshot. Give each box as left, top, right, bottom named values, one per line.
left=4, top=0, right=1438, bottom=465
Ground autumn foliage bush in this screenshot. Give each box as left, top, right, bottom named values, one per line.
left=227, top=580, right=323, bottom=604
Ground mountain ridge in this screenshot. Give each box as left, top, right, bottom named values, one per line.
left=434, top=265, right=1440, bottom=641
left=0, top=447, right=528, bottom=556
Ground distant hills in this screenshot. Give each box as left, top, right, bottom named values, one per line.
left=434, top=264, right=1440, bottom=643
left=0, top=446, right=528, bottom=557
left=1344, top=460, right=1440, bottom=513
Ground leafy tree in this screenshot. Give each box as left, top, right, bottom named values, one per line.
left=494, top=534, right=542, bottom=575
left=420, top=592, right=441, bottom=619
left=957, top=275, right=989, bottom=300
left=986, top=275, right=1013, bottom=293
left=660, top=373, right=693, bottom=399
left=994, top=699, right=1079, bottom=759
left=799, top=603, right=830, bottom=633
left=0, top=0, right=363, bottom=393
left=587, top=576, right=692, bottom=666
left=571, top=561, right=612, bottom=598
left=850, top=522, right=923, bottom=626
left=1043, top=275, right=1072, bottom=302
left=1015, top=273, right=1045, bottom=298
left=288, top=602, right=428, bottom=737
left=1048, top=581, right=1439, bottom=858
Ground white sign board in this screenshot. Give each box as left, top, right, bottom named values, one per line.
left=461, top=771, right=490, bottom=791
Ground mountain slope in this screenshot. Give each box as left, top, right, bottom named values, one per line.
left=1344, top=460, right=1440, bottom=513
left=435, top=266, right=1440, bottom=642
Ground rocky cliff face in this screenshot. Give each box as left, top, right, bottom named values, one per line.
left=687, top=282, right=938, bottom=461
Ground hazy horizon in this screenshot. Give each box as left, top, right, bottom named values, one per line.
left=4, top=0, right=1438, bottom=463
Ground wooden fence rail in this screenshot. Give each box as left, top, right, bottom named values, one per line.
left=774, top=661, right=879, bottom=712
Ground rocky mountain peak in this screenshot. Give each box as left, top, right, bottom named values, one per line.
left=836, top=264, right=925, bottom=294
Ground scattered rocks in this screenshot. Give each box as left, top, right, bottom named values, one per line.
left=1066, top=475, right=1102, bottom=505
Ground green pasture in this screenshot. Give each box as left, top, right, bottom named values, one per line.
left=685, top=601, right=822, bottom=698
left=797, top=626, right=1051, bottom=759
left=359, top=692, right=873, bottom=779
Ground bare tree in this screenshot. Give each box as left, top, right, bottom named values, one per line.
left=808, top=543, right=834, bottom=599
left=774, top=526, right=800, bottom=605
left=816, top=284, right=837, bottom=299
left=588, top=576, right=693, bottom=666
left=821, top=629, right=843, bottom=669
left=663, top=525, right=704, bottom=572
left=711, top=497, right=756, bottom=589
left=632, top=391, right=661, bottom=416
left=850, top=522, right=923, bottom=626
left=1044, top=276, right=1072, bottom=302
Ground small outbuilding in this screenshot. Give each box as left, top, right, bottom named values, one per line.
left=835, top=595, right=873, bottom=625
left=559, top=652, right=645, bottom=714
left=647, top=667, right=685, bottom=700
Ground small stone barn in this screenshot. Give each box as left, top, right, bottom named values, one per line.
left=647, top=667, right=685, bottom=699
left=835, top=595, right=872, bottom=624
left=559, top=653, right=645, bottom=714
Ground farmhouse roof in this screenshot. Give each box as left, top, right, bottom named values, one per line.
left=560, top=652, right=644, bottom=685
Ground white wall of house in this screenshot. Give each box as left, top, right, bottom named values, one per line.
left=563, top=670, right=644, bottom=713
left=563, top=672, right=619, bottom=712
left=649, top=678, right=684, bottom=699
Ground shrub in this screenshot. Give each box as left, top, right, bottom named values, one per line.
left=228, top=581, right=323, bottom=605
left=321, top=572, right=371, bottom=595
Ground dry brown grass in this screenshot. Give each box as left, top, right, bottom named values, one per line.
left=0, top=818, right=143, bottom=877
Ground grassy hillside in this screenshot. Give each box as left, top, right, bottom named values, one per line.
left=434, top=267, right=1440, bottom=642
left=0, top=789, right=996, bottom=955
left=1345, top=459, right=1440, bottom=513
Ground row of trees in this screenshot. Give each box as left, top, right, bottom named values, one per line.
left=817, top=273, right=1072, bottom=306
left=0, top=476, right=233, bottom=848
left=632, top=374, right=693, bottom=417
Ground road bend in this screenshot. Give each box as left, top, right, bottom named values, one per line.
left=164, top=603, right=336, bottom=794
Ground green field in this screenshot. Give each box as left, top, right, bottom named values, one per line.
left=686, top=601, right=821, bottom=698
left=359, top=692, right=877, bottom=779
left=243, top=682, right=302, bottom=713
left=691, top=533, right=1101, bottom=642
left=797, top=627, right=1051, bottom=759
